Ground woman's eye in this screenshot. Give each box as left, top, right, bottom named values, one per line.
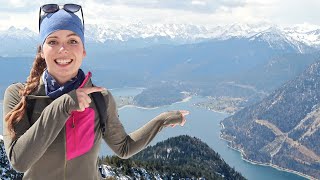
left=69, top=39, right=78, bottom=44
left=47, top=40, right=57, bottom=45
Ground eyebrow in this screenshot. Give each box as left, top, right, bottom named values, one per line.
left=46, top=33, right=79, bottom=39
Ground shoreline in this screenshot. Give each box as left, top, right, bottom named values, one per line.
left=206, top=108, right=231, bottom=115
left=219, top=133, right=317, bottom=180
left=195, top=105, right=232, bottom=115
left=118, top=96, right=193, bottom=110
left=109, top=87, right=146, bottom=91
left=173, top=96, right=192, bottom=104
left=118, top=104, right=159, bottom=110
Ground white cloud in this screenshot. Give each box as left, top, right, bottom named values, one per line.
left=0, top=10, right=37, bottom=31
left=8, top=0, right=26, bottom=8
left=0, top=0, right=319, bottom=31
left=191, top=1, right=207, bottom=6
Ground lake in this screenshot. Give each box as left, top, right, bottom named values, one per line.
left=0, top=87, right=308, bottom=180
left=101, top=87, right=308, bottom=180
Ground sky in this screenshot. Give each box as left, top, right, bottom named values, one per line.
left=0, top=0, right=319, bottom=32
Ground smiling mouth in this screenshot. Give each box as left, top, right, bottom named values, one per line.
left=55, top=59, right=73, bottom=65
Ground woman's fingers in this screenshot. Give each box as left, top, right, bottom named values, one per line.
left=179, top=110, right=190, bottom=116
left=76, top=86, right=105, bottom=111
left=77, top=91, right=89, bottom=111
left=165, top=110, right=189, bottom=127
left=179, top=110, right=189, bottom=126
left=180, top=117, right=186, bottom=126
left=78, top=103, right=85, bottom=112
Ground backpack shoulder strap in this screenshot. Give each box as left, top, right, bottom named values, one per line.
left=26, top=97, right=36, bottom=123
left=91, top=90, right=108, bottom=137
left=26, top=86, right=108, bottom=136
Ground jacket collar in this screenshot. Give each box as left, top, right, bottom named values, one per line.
left=27, top=71, right=93, bottom=99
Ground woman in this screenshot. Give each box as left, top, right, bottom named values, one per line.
left=3, top=4, right=189, bottom=180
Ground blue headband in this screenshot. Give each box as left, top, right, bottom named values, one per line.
left=39, top=9, right=84, bottom=45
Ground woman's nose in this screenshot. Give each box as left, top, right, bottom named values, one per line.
left=58, top=44, right=68, bottom=53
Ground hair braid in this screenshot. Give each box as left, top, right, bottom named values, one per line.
left=5, top=46, right=47, bottom=137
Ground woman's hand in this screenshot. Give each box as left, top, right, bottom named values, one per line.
left=164, top=110, right=190, bottom=128
left=179, top=110, right=189, bottom=126
left=76, top=87, right=105, bottom=111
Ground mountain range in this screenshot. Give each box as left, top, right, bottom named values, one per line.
left=221, top=61, right=320, bottom=179
left=1, top=22, right=320, bottom=57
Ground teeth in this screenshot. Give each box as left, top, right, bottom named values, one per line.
left=55, top=59, right=72, bottom=65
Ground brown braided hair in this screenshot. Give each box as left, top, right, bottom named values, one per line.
left=5, top=45, right=47, bottom=137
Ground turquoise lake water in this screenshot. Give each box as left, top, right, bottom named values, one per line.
left=100, top=87, right=309, bottom=180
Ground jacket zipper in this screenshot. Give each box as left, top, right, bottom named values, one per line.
left=64, top=126, right=67, bottom=180
left=65, top=113, right=77, bottom=180
left=72, top=114, right=77, bottom=150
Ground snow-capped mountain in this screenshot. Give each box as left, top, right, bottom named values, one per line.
left=250, top=27, right=296, bottom=49
left=217, top=23, right=272, bottom=40
left=1, top=22, right=320, bottom=56
left=85, top=23, right=214, bottom=43
left=248, top=26, right=314, bottom=53
left=84, top=22, right=274, bottom=43
left=0, top=26, right=38, bottom=40
left=84, top=22, right=320, bottom=48
left=283, top=23, right=320, bottom=47
left=0, top=26, right=38, bottom=57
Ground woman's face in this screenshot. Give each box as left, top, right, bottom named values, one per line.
left=41, top=30, right=86, bottom=85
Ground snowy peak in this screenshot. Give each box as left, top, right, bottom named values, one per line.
left=1, top=23, right=320, bottom=43
left=250, top=26, right=289, bottom=42
left=248, top=26, right=318, bottom=53
left=0, top=26, right=37, bottom=40
left=218, top=23, right=272, bottom=39
left=81, top=22, right=320, bottom=50
left=283, top=24, right=320, bottom=47
left=1, top=23, right=320, bottom=54
left=0, top=27, right=38, bottom=57
left=305, top=29, right=320, bottom=46
left=85, top=23, right=212, bottom=43
left=249, top=26, right=297, bottom=50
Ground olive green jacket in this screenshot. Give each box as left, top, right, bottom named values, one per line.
left=2, top=77, right=183, bottom=180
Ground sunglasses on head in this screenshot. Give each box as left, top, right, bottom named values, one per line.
left=38, top=4, right=84, bottom=31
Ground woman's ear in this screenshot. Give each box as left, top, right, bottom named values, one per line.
left=83, top=49, right=86, bottom=57
left=40, top=49, right=44, bottom=59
